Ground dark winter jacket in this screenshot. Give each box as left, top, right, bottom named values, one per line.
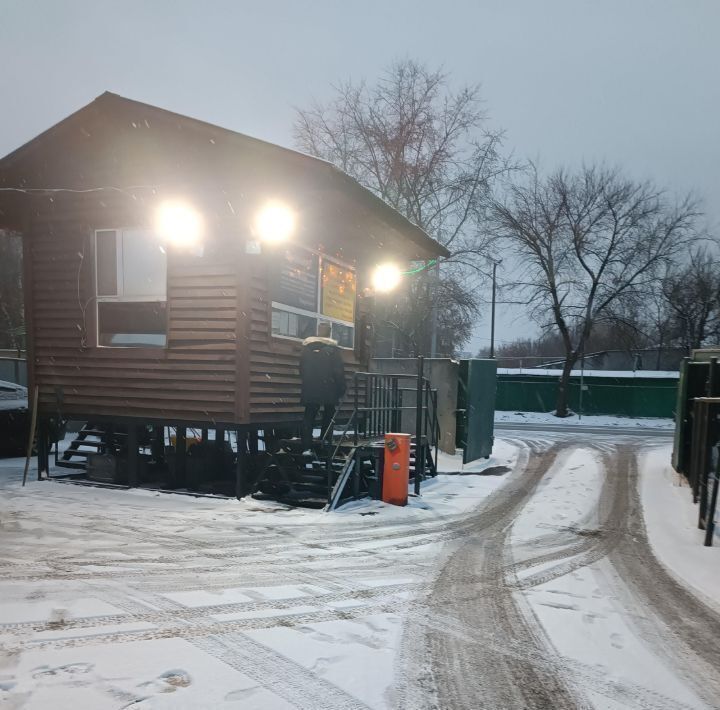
left=299, top=336, right=346, bottom=405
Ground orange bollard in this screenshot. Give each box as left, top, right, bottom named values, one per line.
left=382, top=433, right=410, bottom=506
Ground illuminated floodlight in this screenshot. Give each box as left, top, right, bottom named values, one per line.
left=254, top=200, right=296, bottom=243
left=155, top=200, right=204, bottom=248
left=372, top=263, right=402, bottom=293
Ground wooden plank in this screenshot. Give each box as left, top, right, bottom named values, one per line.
left=169, top=264, right=236, bottom=277
left=250, top=375, right=300, bottom=385
left=39, top=377, right=234, bottom=393
left=167, top=330, right=236, bottom=341
left=168, top=275, right=237, bottom=287
left=41, top=392, right=233, bottom=408
left=169, top=298, right=236, bottom=309
left=169, top=309, right=236, bottom=320
left=35, top=355, right=236, bottom=369
left=168, top=288, right=236, bottom=299
left=37, top=370, right=235, bottom=384
left=165, top=342, right=236, bottom=351
left=168, top=319, right=236, bottom=330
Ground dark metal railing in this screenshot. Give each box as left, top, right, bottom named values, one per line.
left=352, top=375, right=437, bottom=449
left=324, top=358, right=439, bottom=508
left=348, top=357, right=439, bottom=475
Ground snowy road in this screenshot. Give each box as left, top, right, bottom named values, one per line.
left=1, top=432, right=719, bottom=709
left=399, top=438, right=720, bottom=709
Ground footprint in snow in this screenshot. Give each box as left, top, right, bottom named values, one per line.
left=138, top=669, right=191, bottom=694
left=32, top=663, right=94, bottom=679
left=610, top=633, right=625, bottom=649
left=225, top=687, right=263, bottom=701
left=582, top=611, right=606, bottom=624
left=310, top=655, right=345, bottom=674
left=539, top=600, right=580, bottom=611
left=342, top=631, right=387, bottom=649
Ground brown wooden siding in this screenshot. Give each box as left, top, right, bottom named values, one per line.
left=31, top=218, right=239, bottom=424
left=27, top=200, right=369, bottom=428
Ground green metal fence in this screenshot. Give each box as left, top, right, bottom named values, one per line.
left=496, top=373, right=678, bottom=418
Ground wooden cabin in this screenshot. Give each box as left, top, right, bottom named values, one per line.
left=0, top=93, right=447, bottom=491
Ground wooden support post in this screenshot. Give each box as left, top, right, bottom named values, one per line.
left=22, top=385, right=39, bottom=487
left=127, top=425, right=139, bottom=487
left=37, top=418, right=49, bottom=481
left=151, top=425, right=165, bottom=463
left=175, top=427, right=187, bottom=489
left=235, top=429, right=246, bottom=499
left=215, top=428, right=226, bottom=476
left=249, top=429, right=259, bottom=456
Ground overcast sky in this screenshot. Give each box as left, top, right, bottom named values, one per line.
left=2, top=0, right=718, bottom=352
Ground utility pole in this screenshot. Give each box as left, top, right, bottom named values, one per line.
left=578, top=350, right=585, bottom=420
left=429, top=261, right=440, bottom=357
left=490, top=260, right=498, bottom=359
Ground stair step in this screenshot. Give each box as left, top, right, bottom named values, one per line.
left=289, top=474, right=336, bottom=486
left=78, top=429, right=127, bottom=437
left=55, top=460, right=88, bottom=470
left=290, top=482, right=332, bottom=494
left=70, top=439, right=104, bottom=447
left=62, top=449, right=96, bottom=458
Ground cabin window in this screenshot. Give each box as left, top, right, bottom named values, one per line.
left=269, top=246, right=356, bottom=347
left=94, top=229, right=167, bottom=347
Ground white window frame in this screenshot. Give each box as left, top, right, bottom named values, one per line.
left=270, top=247, right=356, bottom=349
left=94, top=228, right=168, bottom=348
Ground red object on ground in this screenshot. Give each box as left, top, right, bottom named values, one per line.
left=382, top=433, right=410, bottom=506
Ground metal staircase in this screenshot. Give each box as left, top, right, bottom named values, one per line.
left=55, top=423, right=127, bottom=472
left=253, top=361, right=440, bottom=509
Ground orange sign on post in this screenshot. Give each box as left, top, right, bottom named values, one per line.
left=382, top=433, right=410, bottom=506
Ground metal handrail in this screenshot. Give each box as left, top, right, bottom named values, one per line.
left=321, top=361, right=440, bottom=503
left=350, top=368, right=438, bottom=451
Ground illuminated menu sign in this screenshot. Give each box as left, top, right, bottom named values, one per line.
left=322, top=261, right=356, bottom=323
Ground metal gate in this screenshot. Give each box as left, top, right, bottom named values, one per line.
left=456, top=359, right=497, bottom=464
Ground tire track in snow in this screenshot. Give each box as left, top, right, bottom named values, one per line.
left=605, top=446, right=720, bottom=709
left=397, top=441, right=587, bottom=710
left=191, top=633, right=371, bottom=710
left=396, top=438, right=720, bottom=710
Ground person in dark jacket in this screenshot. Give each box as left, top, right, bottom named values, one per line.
left=300, top=322, right=346, bottom=451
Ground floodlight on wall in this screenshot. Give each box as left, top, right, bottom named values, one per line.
left=254, top=200, right=296, bottom=243
left=155, top=200, right=204, bottom=248
left=371, top=263, right=402, bottom=293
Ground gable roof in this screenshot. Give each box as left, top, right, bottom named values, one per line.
left=0, top=92, right=449, bottom=259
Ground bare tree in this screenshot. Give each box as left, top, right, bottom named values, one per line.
left=294, top=59, right=508, bottom=355
left=375, top=266, right=478, bottom=356
left=0, top=231, right=24, bottom=355
left=491, top=165, right=699, bottom=416
left=660, top=248, right=720, bottom=352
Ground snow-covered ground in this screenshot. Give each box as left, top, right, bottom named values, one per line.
left=496, top=409, right=675, bottom=429
left=639, top=445, right=720, bottom=608
left=0, top=441, right=518, bottom=709
left=2, top=434, right=718, bottom=709
left=509, top=440, right=718, bottom=709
